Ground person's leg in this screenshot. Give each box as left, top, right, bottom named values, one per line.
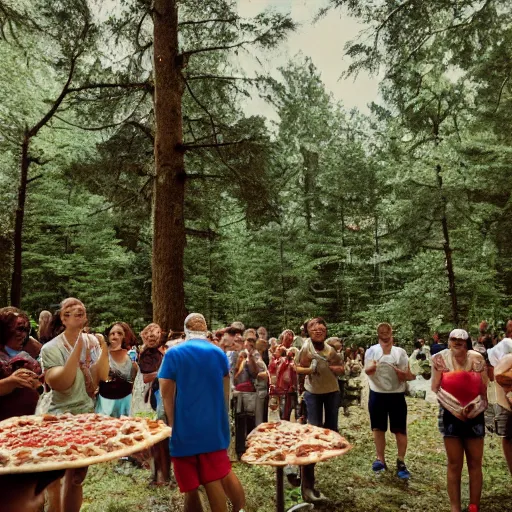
left=184, top=490, right=204, bottom=512
left=203, top=479, right=228, bottom=512
left=301, top=392, right=321, bottom=491
left=444, top=437, right=465, bottom=512
left=369, top=390, right=388, bottom=465
left=464, top=437, right=484, bottom=509
left=390, top=392, right=408, bottom=474
left=282, top=394, right=293, bottom=421
left=45, top=477, right=63, bottom=512
left=301, top=464, right=316, bottom=493
left=323, top=391, right=341, bottom=431
left=150, top=440, right=171, bottom=483
left=303, top=391, right=322, bottom=427
left=221, top=471, right=246, bottom=512
left=61, top=467, right=88, bottom=512
left=373, top=430, right=386, bottom=463
left=502, top=438, right=512, bottom=474
left=395, top=433, right=408, bottom=461
left=493, top=404, right=512, bottom=474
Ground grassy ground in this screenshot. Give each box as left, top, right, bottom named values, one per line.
left=82, top=399, right=511, bottom=512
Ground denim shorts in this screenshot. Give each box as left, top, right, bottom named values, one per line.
left=438, top=407, right=485, bottom=438
left=495, top=404, right=512, bottom=439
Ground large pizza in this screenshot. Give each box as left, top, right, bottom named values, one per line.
left=242, top=421, right=351, bottom=466
left=0, top=413, right=171, bottom=474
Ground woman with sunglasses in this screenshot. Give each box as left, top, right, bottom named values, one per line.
left=432, top=329, right=488, bottom=512
left=0, top=307, right=43, bottom=421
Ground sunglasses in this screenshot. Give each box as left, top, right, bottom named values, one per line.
left=15, top=325, right=30, bottom=333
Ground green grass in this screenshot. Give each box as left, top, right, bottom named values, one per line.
left=82, top=399, right=512, bottom=511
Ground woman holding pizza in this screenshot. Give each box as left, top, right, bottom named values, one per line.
left=96, top=322, right=139, bottom=418
left=295, top=317, right=344, bottom=504
left=0, top=307, right=43, bottom=421
left=41, top=297, right=109, bottom=512
left=431, top=329, right=488, bottom=512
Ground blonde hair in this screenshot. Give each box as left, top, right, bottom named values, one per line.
left=60, top=297, right=85, bottom=314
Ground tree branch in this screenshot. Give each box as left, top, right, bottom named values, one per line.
left=182, top=36, right=264, bottom=58
left=185, top=74, right=257, bottom=82
left=185, top=227, right=216, bottom=239
left=127, top=120, right=154, bottom=143
left=373, top=0, right=413, bottom=49
left=179, top=17, right=237, bottom=27
left=494, top=74, right=510, bottom=113
left=181, top=139, right=252, bottom=151
left=28, top=54, right=79, bottom=137
left=67, top=81, right=152, bottom=94
left=26, top=174, right=44, bottom=184
left=54, top=92, right=148, bottom=132
left=186, top=174, right=224, bottom=180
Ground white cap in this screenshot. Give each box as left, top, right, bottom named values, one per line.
left=449, top=328, right=468, bottom=340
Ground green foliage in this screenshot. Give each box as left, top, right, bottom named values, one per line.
left=1, top=0, right=512, bottom=341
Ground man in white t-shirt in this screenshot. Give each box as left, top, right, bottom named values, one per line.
left=487, top=327, right=512, bottom=474
left=365, top=323, right=416, bottom=479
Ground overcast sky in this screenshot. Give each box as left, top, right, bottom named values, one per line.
left=235, top=0, right=380, bottom=119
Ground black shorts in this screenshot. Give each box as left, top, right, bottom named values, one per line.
left=368, top=390, right=407, bottom=435
left=438, top=407, right=485, bottom=438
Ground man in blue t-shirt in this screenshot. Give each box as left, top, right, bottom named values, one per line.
left=159, top=313, right=246, bottom=512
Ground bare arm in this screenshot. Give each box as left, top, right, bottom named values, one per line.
left=431, top=360, right=443, bottom=393
left=329, top=365, right=345, bottom=376
left=365, top=360, right=378, bottom=376
left=223, top=375, right=230, bottom=417
left=89, top=335, right=109, bottom=386
left=159, top=378, right=176, bottom=428
left=494, top=353, right=512, bottom=376
left=45, top=336, right=84, bottom=392
left=394, top=365, right=416, bottom=382
left=246, top=351, right=259, bottom=378
left=295, top=365, right=313, bottom=375
left=143, top=371, right=158, bottom=383
left=0, top=370, right=39, bottom=396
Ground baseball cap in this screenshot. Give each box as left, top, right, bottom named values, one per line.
left=449, top=328, right=468, bottom=340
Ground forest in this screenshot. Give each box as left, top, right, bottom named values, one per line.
left=1, top=0, right=512, bottom=343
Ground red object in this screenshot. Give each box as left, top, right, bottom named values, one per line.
left=172, top=449, right=231, bottom=492
left=235, top=381, right=256, bottom=392
left=441, top=371, right=484, bottom=407
left=276, top=358, right=296, bottom=393
left=467, top=505, right=479, bottom=512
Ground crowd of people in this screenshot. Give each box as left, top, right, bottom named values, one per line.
left=1, top=300, right=512, bottom=512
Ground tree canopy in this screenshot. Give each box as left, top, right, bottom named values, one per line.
left=1, top=0, right=511, bottom=342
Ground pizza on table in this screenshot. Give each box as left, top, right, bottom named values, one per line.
left=242, top=421, right=352, bottom=466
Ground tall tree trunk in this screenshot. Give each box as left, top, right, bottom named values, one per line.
left=435, top=162, right=459, bottom=324
left=300, top=146, right=318, bottom=232
left=10, top=132, right=30, bottom=307
left=152, top=0, right=187, bottom=332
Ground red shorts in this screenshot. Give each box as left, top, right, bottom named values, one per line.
left=172, top=449, right=231, bottom=493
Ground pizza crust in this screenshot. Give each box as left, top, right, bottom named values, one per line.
left=0, top=414, right=171, bottom=475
